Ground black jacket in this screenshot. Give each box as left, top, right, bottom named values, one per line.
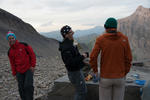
left=59, top=38, right=85, bottom=71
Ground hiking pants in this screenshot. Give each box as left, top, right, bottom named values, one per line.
left=16, top=69, right=34, bottom=100
left=99, top=77, right=125, bottom=100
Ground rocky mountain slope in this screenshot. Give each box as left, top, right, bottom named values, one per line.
left=0, top=8, right=59, bottom=57
left=118, top=6, right=150, bottom=60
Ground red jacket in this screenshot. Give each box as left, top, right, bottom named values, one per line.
left=90, top=32, right=132, bottom=78
left=8, top=40, right=36, bottom=76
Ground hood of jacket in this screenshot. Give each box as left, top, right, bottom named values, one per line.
left=103, top=32, right=122, bottom=40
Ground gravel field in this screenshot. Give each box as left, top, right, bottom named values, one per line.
left=0, top=54, right=66, bottom=100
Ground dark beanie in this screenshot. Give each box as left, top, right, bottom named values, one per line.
left=104, top=17, right=117, bottom=29
left=60, top=25, right=71, bottom=38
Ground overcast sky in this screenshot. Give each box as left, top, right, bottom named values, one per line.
left=0, top=0, right=150, bottom=32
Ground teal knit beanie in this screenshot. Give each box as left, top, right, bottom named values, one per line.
left=6, top=31, right=16, bottom=40
left=104, top=17, right=117, bottom=29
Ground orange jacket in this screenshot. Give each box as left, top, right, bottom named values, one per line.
left=90, top=32, right=132, bottom=78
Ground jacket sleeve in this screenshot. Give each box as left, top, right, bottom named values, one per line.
left=62, top=50, right=85, bottom=66
left=125, top=38, right=132, bottom=74
left=26, top=45, right=36, bottom=67
left=8, top=55, right=16, bottom=76
left=90, top=37, right=102, bottom=73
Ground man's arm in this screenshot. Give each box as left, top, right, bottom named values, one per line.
left=62, top=50, right=85, bottom=66
left=125, top=38, right=132, bottom=74
left=8, top=55, right=16, bottom=76
left=90, top=37, right=102, bottom=73
left=26, top=45, right=36, bottom=68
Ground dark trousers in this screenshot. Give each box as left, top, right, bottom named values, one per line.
left=16, top=69, right=34, bottom=100
left=68, top=70, right=87, bottom=100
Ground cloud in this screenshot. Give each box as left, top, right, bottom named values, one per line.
left=36, top=0, right=149, bottom=12
left=0, top=0, right=149, bottom=32
left=40, top=21, right=53, bottom=27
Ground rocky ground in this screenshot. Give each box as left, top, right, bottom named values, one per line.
left=0, top=51, right=150, bottom=100
left=0, top=54, right=66, bottom=100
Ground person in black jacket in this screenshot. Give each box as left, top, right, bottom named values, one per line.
left=59, top=25, right=88, bottom=100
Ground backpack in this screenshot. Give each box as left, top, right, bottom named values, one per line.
left=7, top=42, right=29, bottom=56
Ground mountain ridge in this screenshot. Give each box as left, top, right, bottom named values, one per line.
left=0, top=8, right=60, bottom=58
left=118, top=5, right=150, bottom=60
left=41, top=26, right=104, bottom=41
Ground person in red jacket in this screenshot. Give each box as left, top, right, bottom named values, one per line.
left=7, top=31, right=36, bottom=100
left=90, top=18, right=132, bottom=100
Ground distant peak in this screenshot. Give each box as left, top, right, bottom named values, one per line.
left=136, top=5, right=150, bottom=12
left=134, top=5, right=150, bottom=16
left=137, top=5, right=144, bottom=9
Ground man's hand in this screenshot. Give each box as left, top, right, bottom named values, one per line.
left=83, top=58, right=90, bottom=65
left=92, top=72, right=99, bottom=83
left=30, top=67, right=34, bottom=72
left=14, top=76, right=17, bottom=80
left=95, top=72, right=98, bottom=77
left=82, top=53, right=88, bottom=58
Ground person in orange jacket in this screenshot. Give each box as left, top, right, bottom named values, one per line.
left=90, top=17, right=132, bottom=100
